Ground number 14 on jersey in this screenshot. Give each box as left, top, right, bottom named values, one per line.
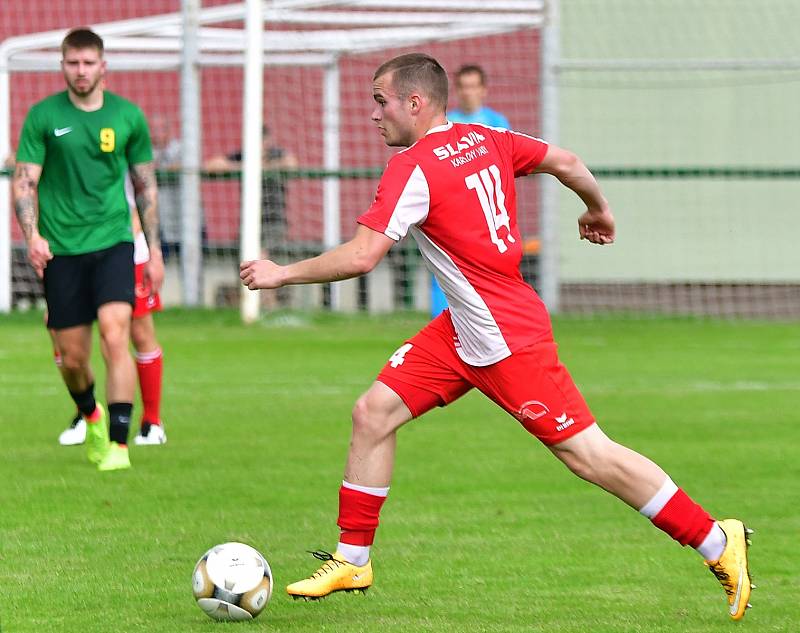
left=465, top=164, right=515, bottom=254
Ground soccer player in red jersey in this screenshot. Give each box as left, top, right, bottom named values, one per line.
left=239, top=54, right=753, bottom=619
left=128, top=211, right=167, bottom=445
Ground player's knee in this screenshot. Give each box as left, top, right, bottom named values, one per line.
left=60, top=348, right=89, bottom=373
left=130, top=316, right=156, bottom=350
left=130, top=327, right=155, bottom=351
left=99, top=326, right=129, bottom=354
left=351, top=394, right=390, bottom=440
left=559, top=451, right=600, bottom=482
left=351, top=396, right=375, bottom=436
left=550, top=428, right=611, bottom=483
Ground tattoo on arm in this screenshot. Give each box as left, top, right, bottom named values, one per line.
left=12, top=163, right=40, bottom=241
left=130, top=161, right=160, bottom=248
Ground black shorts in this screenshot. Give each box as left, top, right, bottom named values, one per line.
left=44, top=242, right=135, bottom=329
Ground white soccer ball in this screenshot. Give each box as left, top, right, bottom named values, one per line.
left=192, top=542, right=273, bottom=621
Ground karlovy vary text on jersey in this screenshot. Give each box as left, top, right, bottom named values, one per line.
left=432, top=130, right=489, bottom=167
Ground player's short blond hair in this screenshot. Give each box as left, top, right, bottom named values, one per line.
left=373, top=53, right=449, bottom=111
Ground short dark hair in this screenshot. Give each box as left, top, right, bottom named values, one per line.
left=456, top=64, right=487, bottom=86
left=61, top=28, right=104, bottom=57
left=373, top=53, right=449, bottom=111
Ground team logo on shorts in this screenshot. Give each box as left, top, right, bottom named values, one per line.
left=517, top=400, right=549, bottom=423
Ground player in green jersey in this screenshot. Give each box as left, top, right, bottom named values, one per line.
left=12, top=27, right=163, bottom=472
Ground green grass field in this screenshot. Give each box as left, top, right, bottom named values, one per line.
left=1, top=309, right=798, bottom=632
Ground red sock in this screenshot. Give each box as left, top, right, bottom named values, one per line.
left=337, top=485, right=387, bottom=546
left=651, top=488, right=715, bottom=547
left=136, top=348, right=163, bottom=425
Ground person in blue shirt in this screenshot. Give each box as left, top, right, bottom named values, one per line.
left=448, top=64, right=511, bottom=129
left=430, top=64, right=512, bottom=317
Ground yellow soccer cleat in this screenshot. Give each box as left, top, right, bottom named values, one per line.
left=96, top=441, right=131, bottom=472
left=705, top=519, right=754, bottom=620
left=286, top=550, right=372, bottom=600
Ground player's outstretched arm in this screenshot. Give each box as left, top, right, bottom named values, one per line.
left=240, top=225, right=394, bottom=291
left=12, top=161, right=52, bottom=277
left=534, top=144, right=615, bottom=245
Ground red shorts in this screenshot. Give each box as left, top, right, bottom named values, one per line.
left=133, top=262, right=162, bottom=319
left=376, top=313, right=595, bottom=446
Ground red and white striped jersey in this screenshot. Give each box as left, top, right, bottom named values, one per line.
left=358, top=121, right=552, bottom=366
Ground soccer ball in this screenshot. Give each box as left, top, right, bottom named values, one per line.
left=192, top=542, right=273, bottom=621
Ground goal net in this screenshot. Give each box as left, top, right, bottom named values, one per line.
left=1, top=1, right=544, bottom=314
left=4, top=1, right=799, bottom=318
left=554, top=0, right=800, bottom=317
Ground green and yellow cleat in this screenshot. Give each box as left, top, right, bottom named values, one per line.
left=705, top=519, right=754, bottom=620
left=286, top=550, right=372, bottom=600
left=97, top=441, right=131, bottom=472
left=85, top=404, right=109, bottom=464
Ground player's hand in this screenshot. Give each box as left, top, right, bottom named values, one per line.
left=239, top=259, right=284, bottom=290
left=578, top=207, right=615, bottom=245
left=144, top=247, right=165, bottom=294
left=27, top=234, right=53, bottom=278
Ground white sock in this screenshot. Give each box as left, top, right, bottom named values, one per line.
left=341, top=480, right=389, bottom=497
left=638, top=477, right=678, bottom=518
left=696, top=522, right=727, bottom=561
left=336, top=542, right=370, bottom=566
